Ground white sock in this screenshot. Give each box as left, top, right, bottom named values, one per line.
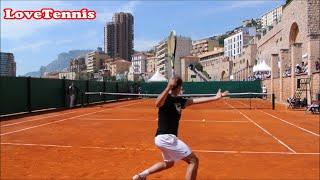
left=139, top=169, right=150, bottom=178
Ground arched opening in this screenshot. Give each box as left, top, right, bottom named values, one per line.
left=221, top=71, right=226, bottom=81
left=289, top=22, right=299, bottom=45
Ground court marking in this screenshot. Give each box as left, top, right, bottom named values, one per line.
left=0, top=100, right=146, bottom=136
left=1, top=111, right=80, bottom=127
left=224, top=100, right=297, bottom=153
left=0, top=100, right=141, bottom=128
left=77, top=118, right=249, bottom=123
left=260, top=110, right=320, bottom=137
left=235, top=100, right=320, bottom=137
left=1, top=142, right=319, bottom=155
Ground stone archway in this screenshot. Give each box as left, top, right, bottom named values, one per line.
left=221, top=71, right=226, bottom=81
left=289, top=22, right=299, bottom=45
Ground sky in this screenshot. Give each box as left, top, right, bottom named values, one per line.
left=0, top=0, right=285, bottom=75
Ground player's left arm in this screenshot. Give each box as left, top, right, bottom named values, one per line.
left=184, top=89, right=229, bottom=107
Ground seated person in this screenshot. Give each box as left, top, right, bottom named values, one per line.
left=295, top=64, right=302, bottom=74
left=307, top=100, right=320, bottom=113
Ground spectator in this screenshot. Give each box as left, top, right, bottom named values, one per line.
left=67, top=82, right=78, bottom=108
left=295, top=64, right=302, bottom=74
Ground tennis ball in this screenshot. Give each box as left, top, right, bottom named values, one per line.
left=202, top=119, right=206, bottom=122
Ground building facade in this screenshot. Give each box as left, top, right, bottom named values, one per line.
left=104, top=12, right=134, bottom=61
left=59, top=72, right=77, bottom=80
left=231, top=44, right=257, bottom=81
left=198, top=48, right=231, bottom=81
left=191, top=38, right=220, bottom=56
left=86, top=48, right=109, bottom=73
left=224, top=27, right=256, bottom=58
left=155, top=35, right=192, bottom=78
left=255, top=0, right=320, bottom=104
left=70, top=56, right=86, bottom=73
left=42, top=72, right=60, bottom=79
left=107, top=59, right=131, bottom=77
left=180, top=56, right=200, bottom=81
left=131, top=53, right=147, bottom=75
left=146, top=55, right=157, bottom=78
left=260, top=5, right=283, bottom=28
left=0, top=52, right=16, bottom=77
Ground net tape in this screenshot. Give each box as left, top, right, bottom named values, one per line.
left=85, top=92, right=271, bottom=98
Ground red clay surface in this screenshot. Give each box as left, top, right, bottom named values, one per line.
left=1, top=98, right=319, bottom=179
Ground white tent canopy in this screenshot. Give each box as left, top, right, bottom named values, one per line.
left=253, top=60, right=271, bottom=72
left=148, top=70, right=167, bottom=82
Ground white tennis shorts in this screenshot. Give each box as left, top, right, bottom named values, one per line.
left=154, top=134, right=192, bottom=162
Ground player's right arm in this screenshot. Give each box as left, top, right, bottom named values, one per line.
left=184, top=89, right=229, bottom=107
left=155, top=78, right=175, bottom=108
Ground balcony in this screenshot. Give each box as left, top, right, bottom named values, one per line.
left=157, top=53, right=166, bottom=59
left=156, top=48, right=167, bottom=56
left=157, top=63, right=165, bottom=69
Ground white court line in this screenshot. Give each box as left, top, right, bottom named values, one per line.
left=78, top=118, right=249, bottom=123
left=260, top=110, right=320, bottom=137
left=224, top=101, right=297, bottom=153
left=235, top=100, right=320, bottom=137
left=0, top=100, right=145, bottom=136
left=1, top=142, right=319, bottom=155
left=0, top=99, right=141, bottom=128
left=1, top=111, right=78, bottom=127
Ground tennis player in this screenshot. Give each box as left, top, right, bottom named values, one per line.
left=133, top=77, right=228, bottom=180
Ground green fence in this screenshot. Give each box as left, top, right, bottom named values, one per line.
left=140, top=80, right=262, bottom=94
left=0, top=76, right=28, bottom=115
left=0, top=77, right=133, bottom=116
left=0, top=76, right=262, bottom=116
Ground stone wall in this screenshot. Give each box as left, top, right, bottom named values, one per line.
left=307, top=0, right=320, bottom=36
left=262, top=72, right=320, bottom=104
left=256, top=0, right=312, bottom=66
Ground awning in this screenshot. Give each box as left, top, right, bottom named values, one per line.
left=253, top=60, right=271, bottom=72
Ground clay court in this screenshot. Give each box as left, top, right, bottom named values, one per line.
left=1, top=98, right=319, bottom=179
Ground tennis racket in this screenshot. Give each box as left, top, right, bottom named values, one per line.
left=167, top=30, right=177, bottom=78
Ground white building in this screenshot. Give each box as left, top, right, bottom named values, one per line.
left=131, top=53, right=147, bottom=75
left=260, top=5, right=283, bottom=28
left=155, top=35, right=192, bottom=78
left=59, top=72, right=77, bottom=80
left=86, top=47, right=108, bottom=73
left=224, top=27, right=256, bottom=58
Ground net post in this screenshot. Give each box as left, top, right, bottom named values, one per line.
left=27, top=76, right=32, bottom=113
left=272, top=93, right=275, bottom=110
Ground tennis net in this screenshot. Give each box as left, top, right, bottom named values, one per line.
left=83, top=92, right=275, bottom=110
